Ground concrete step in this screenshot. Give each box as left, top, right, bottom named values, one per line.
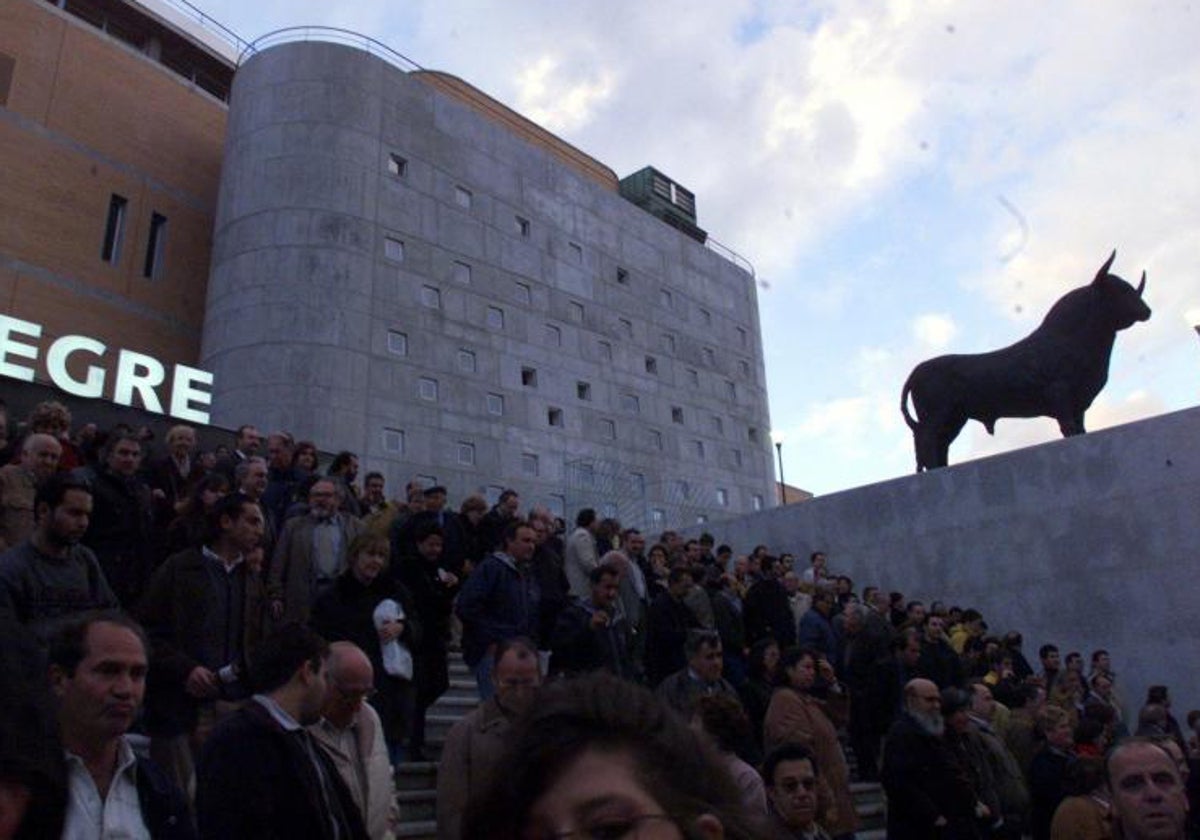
left=394, top=761, right=437, bottom=791
left=395, top=819, right=436, bottom=839
left=397, top=788, right=436, bottom=822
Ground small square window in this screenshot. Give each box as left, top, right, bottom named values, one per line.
left=748, top=427, right=760, bottom=443
left=417, top=474, right=439, bottom=489
left=457, top=349, right=476, bottom=372
left=600, top=419, right=615, bottom=439
left=621, top=393, right=640, bottom=414
left=687, top=369, right=700, bottom=387
left=671, top=406, right=684, bottom=424
left=646, top=429, right=662, bottom=450
left=601, top=502, right=618, bottom=519
left=453, top=261, right=472, bottom=284
left=732, top=449, right=742, bottom=467
left=644, top=356, right=658, bottom=375
left=568, top=242, right=583, bottom=263
left=661, top=333, right=676, bottom=353
left=673, top=480, right=690, bottom=500
left=752, top=494, right=764, bottom=511
left=598, top=341, right=613, bottom=361
left=515, top=215, right=530, bottom=236
left=577, top=381, right=592, bottom=401
left=521, top=367, right=538, bottom=387
left=568, top=301, right=584, bottom=322
left=703, top=347, right=716, bottom=366
left=726, top=380, right=737, bottom=399
left=486, top=393, right=505, bottom=415
left=101, top=194, right=127, bottom=264
left=457, top=441, right=476, bottom=466
left=739, top=360, right=750, bottom=377
left=696, top=514, right=709, bottom=525
left=382, top=428, right=404, bottom=453
left=385, top=236, right=405, bottom=262
left=629, top=473, right=646, bottom=495
left=548, top=407, right=564, bottom=427
left=716, top=488, right=729, bottom=507
left=487, top=306, right=505, bottom=330
left=421, top=285, right=441, bottom=308
left=544, top=324, right=562, bottom=346
left=700, top=308, right=712, bottom=326
left=650, top=508, right=665, bottom=525
left=388, top=154, right=407, bottom=177
left=143, top=212, right=167, bottom=279
left=522, top=453, right=539, bottom=476
left=387, top=330, right=408, bottom=356
left=660, top=288, right=673, bottom=308
left=455, top=186, right=473, bottom=209
left=418, top=377, right=438, bottom=401
left=515, top=282, right=532, bottom=305
left=618, top=318, right=633, bottom=338
left=710, top=415, right=724, bottom=435
left=616, top=267, right=629, bottom=285
left=692, top=440, right=705, bottom=459
left=737, top=327, right=748, bottom=347
left=548, top=494, right=566, bottom=517
left=578, top=464, right=595, bottom=486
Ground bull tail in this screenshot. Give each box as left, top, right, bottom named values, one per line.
left=900, top=372, right=919, bottom=431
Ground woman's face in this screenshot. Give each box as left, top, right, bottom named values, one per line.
left=200, top=487, right=226, bottom=510
left=466, top=508, right=484, bottom=526
left=762, top=644, right=781, bottom=674
left=523, top=748, right=686, bottom=840
left=296, top=448, right=317, bottom=471
left=1048, top=719, right=1074, bottom=750
left=786, top=656, right=816, bottom=691
left=352, top=548, right=388, bottom=584
left=649, top=548, right=667, bottom=570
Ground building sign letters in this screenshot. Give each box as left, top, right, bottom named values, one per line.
left=0, top=314, right=214, bottom=424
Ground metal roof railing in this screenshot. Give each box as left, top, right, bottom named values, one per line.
left=237, top=25, right=424, bottom=71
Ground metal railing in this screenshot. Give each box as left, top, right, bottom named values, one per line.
left=237, top=25, right=424, bottom=71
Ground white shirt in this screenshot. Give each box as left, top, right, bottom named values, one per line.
left=62, top=737, right=150, bottom=840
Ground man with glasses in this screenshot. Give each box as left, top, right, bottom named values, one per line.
left=437, top=638, right=542, bottom=840
left=763, top=742, right=831, bottom=839
left=309, top=643, right=395, bottom=840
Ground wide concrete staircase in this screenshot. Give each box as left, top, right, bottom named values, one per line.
left=393, top=659, right=887, bottom=839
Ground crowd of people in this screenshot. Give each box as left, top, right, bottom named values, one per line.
left=0, top=398, right=1196, bottom=840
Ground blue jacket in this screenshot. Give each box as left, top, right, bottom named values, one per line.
left=798, top=607, right=840, bottom=663
left=455, top=552, right=541, bottom=666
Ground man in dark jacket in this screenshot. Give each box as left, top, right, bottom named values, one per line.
left=643, top=566, right=701, bottom=686
left=196, top=623, right=368, bottom=840
left=880, top=677, right=981, bottom=839
left=549, top=562, right=633, bottom=679
left=455, top=520, right=540, bottom=700
left=743, top=555, right=798, bottom=649
left=797, top=589, right=839, bottom=664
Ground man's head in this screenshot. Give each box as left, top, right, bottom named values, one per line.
left=328, top=452, right=358, bottom=482
left=249, top=623, right=330, bottom=726
left=207, top=493, right=265, bottom=554
left=763, top=743, right=819, bottom=831
left=667, top=566, right=693, bottom=600
left=492, top=638, right=541, bottom=716
left=970, top=682, right=997, bottom=722
left=1040, top=644, right=1061, bottom=671
left=575, top=508, right=597, bottom=532
left=265, top=432, right=294, bottom=470
left=589, top=563, right=621, bottom=610
left=34, top=474, right=92, bottom=548
left=48, top=612, right=148, bottom=746
left=904, top=678, right=944, bottom=736
left=236, top=456, right=268, bottom=500
left=363, top=472, right=385, bottom=506
left=685, top=630, right=723, bottom=684
left=104, top=433, right=141, bottom=478
left=810, top=552, right=827, bottom=569
left=498, top=489, right=520, bottom=517
left=1065, top=651, right=1083, bottom=673
left=812, top=590, right=835, bottom=617
left=414, top=523, right=444, bottom=564
left=423, top=485, right=447, bottom=513
left=622, top=529, right=645, bottom=558
left=906, top=601, right=927, bottom=627
left=308, top=478, right=340, bottom=520
left=895, top=628, right=922, bottom=669
left=20, top=433, right=61, bottom=482
left=781, top=571, right=800, bottom=595
left=1092, top=649, right=1112, bottom=673
left=321, top=643, right=374, bottom=730
left=684, top=540, right=703, bottom=564
left=503, top=521, right=536, bottom=564
left=235, top=424, right=261, bottom=456
left=166, top=425, right=197, bottom=460
left=1106, top=739, right=1189, bottom=840
left=925, top=614, right=945, bottom=642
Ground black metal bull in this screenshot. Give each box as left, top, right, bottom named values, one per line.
left=900, top=250, right=1151, bottom=472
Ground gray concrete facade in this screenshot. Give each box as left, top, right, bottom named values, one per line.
left=696, top=406, right=1200, bottom=713
left=201, top=41, right=774, bottom=524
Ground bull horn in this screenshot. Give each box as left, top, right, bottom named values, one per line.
left=1137, top=270, right=1146, bottom=295
left=1095, top=249, right=1116, bottom=282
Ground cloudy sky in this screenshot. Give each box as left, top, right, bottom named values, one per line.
left=185, top=0, right=1199, bottom=496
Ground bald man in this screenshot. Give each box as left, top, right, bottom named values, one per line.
left=1107, top=739, right=1188, bottom=840
left=880, top=678, right=978, bottom=839
left=0, top=433, right=61, bottom=550
left=308, top=643, right=396, bottom=839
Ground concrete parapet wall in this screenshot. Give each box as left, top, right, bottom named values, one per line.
left=701, top=406, right=1200, bottom=713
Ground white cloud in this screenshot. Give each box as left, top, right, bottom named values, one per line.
left=513, top=55, right=617, bottom=134
left=912, top=313, right=957, bottom=349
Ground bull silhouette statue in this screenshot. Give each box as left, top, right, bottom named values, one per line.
left=900, top=250, right=1151, bottom=472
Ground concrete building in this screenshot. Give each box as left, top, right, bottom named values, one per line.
left=200, top=39, right=775, bottom=526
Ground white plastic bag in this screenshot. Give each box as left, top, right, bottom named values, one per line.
left=373, top=599, right=414, bottom=680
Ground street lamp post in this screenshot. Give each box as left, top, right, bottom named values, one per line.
left=774, top=438, right=787, bottom=505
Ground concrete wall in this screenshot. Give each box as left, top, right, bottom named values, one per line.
left=698, top=407, right=1200, bottom=714
left=203, top=41, right=775, bottom=525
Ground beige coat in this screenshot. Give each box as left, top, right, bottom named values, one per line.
left=268, top=512, right=364, bottom=624
left=763, top=686, right=858, bottom=837
left=0, top=465, right=36, bottom=551
left=309, top=701, right=395, bottom=840
left=436, top=697, right=513, bottom=840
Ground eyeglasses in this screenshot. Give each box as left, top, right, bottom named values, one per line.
left=526, top=814, right=675, bottom=840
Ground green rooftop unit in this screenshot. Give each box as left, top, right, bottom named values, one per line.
left=619, top=166, right=708, bottom=245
